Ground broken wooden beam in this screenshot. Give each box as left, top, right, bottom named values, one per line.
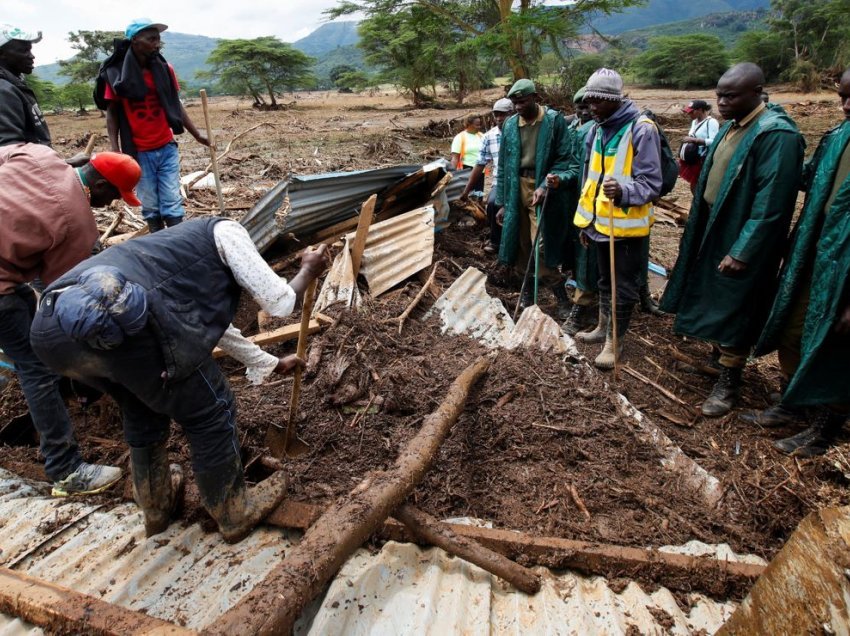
left=207, top=354, right=493, bottom=636
left=212, top=320, right=321, bottom=359
left=393, top=503, right=540, bottom=595
left=350, top=194, right=376, bottom=279
left=265, top=499, right=764, bottom=599
left=0, top=567, right=194, bottom=635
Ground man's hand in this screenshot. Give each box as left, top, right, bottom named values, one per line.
left=274, top=354, right=305, bottom=376
left=496, top=207, right=505, bottom=226
left=531, top=187, right=546, bottom=206
left=545, top=173, right=561, bottom=189
left=602, top=177, right=622, bottom=204
left=718, top=254, right=747, bottom=275
left=459, top=189, right=470, bottom=203
left=194, top=132, right=211, bottom=147
left=300, top=244, right=331, bottom=276
left=65, top=153, right=90, bottom=168
left=834, top=303, right=850, bottom=336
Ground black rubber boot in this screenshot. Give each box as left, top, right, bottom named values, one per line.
left=551, top=281, right=572, bottom=321
left=639, top=283, right=664, bottom=316
left=563, top=303, right=596, bottom=336
left=773, top=408, right=846, bottom=457
left=163, top=216, right=183, bottom=228
left=196, top=455, right=289, bottom=544
left=738, top=404, right=804, bottom=428
left=701, top=367, right=743, bottom=417
left=130, top=443, right=184, bottom=537
left=146, top=217, right=164, bottom=233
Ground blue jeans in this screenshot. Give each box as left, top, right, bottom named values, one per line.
left=30, top=302, right=240, bottom=472
left=136, top=141, right=185, bottom=223
left=0, top=287, right=82, bottom=480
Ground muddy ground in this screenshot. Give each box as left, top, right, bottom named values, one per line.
left=2, top=86, right=849, bottom=582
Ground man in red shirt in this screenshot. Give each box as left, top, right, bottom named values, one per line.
left=97, top=19, right=209, bottom=233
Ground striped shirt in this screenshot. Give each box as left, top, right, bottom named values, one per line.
left=475, top=126, right=502, bottom=187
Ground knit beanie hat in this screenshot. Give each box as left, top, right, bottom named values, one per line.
left=583, top=68, right=623, bottom=101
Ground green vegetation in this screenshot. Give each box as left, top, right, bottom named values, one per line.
left=633, top=35, right=730, bottom=88
left=617, top=10, right=768, bottom=49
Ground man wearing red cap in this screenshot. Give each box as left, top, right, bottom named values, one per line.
left=0, top=143, right=141, bottom=496
left=95, top=18, right=209, bottom=233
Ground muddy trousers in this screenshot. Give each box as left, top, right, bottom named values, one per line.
left=30, top=311, right=240, bottom=474
left=514, top=176, right=560, bottom=287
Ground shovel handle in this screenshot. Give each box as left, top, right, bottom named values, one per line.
left=287, top=277, right=319, bottom=428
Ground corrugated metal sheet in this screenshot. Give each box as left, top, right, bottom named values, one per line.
left=346, top=206, right=435, bottom=297
left=315, top=241, right=361, bottom=313
left=506, top=306, right=579, bottom=356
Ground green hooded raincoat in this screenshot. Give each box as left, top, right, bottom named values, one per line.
left=496, top=106, right=579, bottom=269
left=660, top=108, right=805, bottom=347
left=754, top=120, right=850, bottom=406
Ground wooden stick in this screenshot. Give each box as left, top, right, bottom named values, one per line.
left=568, top=484, right=591, bottom=522
left=350, top=194, right=376, bottom=280
left=607, top=199, right=619, bottom=379
left=212, top=320, right=321, bottom=359
left=99, top=210, right=123, bottom=242
left=669, top=346, right=721, bottom=377
left=394, top=260, right=441, bottom=334
left=208, top=355, right=493, bottom=636
left=281, top=277, right=319, bottom=449
left=83, top=133, right=97, bottom=155
left=622, top=365, right=692, bottom=409
left=185, top=122, right=278, bottom=190
left=393, top=503, right=540, bottom=595
left=199, top=89, right=225, bottom=215
left=0, top=567, right=194, bottom=635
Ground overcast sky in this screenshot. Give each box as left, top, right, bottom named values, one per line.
left=5, top=0, right=351, bottom=64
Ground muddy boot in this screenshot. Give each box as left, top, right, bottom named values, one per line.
left=196, top=455, right=289, bottom=544
left=130, top=443, right=184, bottom=537
left=551, top=281, right=572, bottom=321
left=773, top=408, right=846, bottom=457
left=738, top=404, right=804, bottom=428
left=595, top=303, right=633, bottom=370
left=163, top=216, right=183, bottom=228
left=639, top=283, right=664, bottom=316
left=576, top=298, right=610, bottom=344
left=518, top=285, right=534, bottom=310
left=563, top=303, right=596, bottom=336
left=701, top=367, right=743, bottom=417
left=146, top=217, right=164, bottom=233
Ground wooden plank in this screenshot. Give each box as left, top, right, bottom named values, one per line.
left=0, top=567, right=194, bottom=635
left=265, top=499, right=764, bottom=598
left=212, top=320, right=321, bottom=359
left=350, top=194, right=376, bottom=280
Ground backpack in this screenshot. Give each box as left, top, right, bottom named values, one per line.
left=640, top=110, right=678, bottom=197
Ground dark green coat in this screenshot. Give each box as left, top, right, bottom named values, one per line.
left=496, top=106, right=580, bottom=269
left=568, top=119, right=597, bottom=289
left=755, top=121, right=850, bottom=406
left=660, top=108, right=804, bottom=347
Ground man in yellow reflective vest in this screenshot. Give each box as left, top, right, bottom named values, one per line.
left=573, top=68, right=663, bottom=369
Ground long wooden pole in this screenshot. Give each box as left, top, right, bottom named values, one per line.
left=608, top=198, right=619, bottom=379
left=199, top=89, right=225, bottom=215
left=208, top=355, right=493, bottom=636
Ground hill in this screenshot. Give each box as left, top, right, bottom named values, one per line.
left=292, top=21, right=360, bottom=57
left=33, top=31, right=220, bottom=86
left=616, top=10, right=769, bottom=49
left=589, top=0, right=771, bottom=35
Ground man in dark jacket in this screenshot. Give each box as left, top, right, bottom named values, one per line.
left=97, top=19, right=209, bottom=233
left=30, top=219, right=330, bottom=543
left=0, top=24, right=50, bottom=147
left=741, top=69, right=850, bottom=456
left=661, top=63, right=805, bottom=417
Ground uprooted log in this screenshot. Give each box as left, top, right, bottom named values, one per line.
left=206, top=354, right=493, bottom=636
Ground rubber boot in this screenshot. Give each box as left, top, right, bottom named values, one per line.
left=639, top=283, right=664, bottom=316
left=518, top=285, right=534, bottom=310
left=595, top=303, right=633, bottom=370
left=701, top=366, right=743, bottom=417
left=146, top=217, right=164, bottom=233
left=773, top=407, right=846, bottom=457
left=563, top=303, right=596, bottom=336
left=576, top=297, right=610, bottom=344
left=163, top=216, right=183, bottom=228
left=196, top=455, right=289, bottom=544
left=551, top=281, right=572, bottom=321
left=130, top=443, right=184, bottom=537
left=738, top=403, right=804, bottom=428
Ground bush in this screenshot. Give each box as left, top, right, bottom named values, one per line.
left=786, top=59, right=820, bottom=93
left=633, top=35, right=729, bottom=88
left=734, top=31, right=786, bottom=82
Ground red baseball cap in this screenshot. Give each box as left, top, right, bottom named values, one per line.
left=89, top=152, right=142, bottom=206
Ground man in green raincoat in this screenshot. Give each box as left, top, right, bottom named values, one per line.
left=660, top=63, right=805, bottom=417
left=741, top=69, right=850, bottom=456
left=496, top=78, right=579, bottom=319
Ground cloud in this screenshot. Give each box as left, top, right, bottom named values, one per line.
left=9, top=0, right=347, bottom=63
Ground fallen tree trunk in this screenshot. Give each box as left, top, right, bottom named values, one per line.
left=393, top=503, right=540, bottom=595
left=207, top=354, right=493, bottom=636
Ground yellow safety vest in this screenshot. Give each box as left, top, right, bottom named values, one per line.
left=574, top=117, right=655, bottom=237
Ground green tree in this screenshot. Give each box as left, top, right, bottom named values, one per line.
left=329, top=0, right=645, bottom=83
left=335, top=70, right=372, bottom=92
left=58, top=30, right=122, bottom=85
left=329, top=64, right=358, bottom=85
left=733, top=31, right=787, bottom=81
left=27, top=75, right=61, bottom=110
left=202, top=37, right=315, bottom=107
left=633, top=35, right=729, bottom=88
left=767, top=0, right=850, bottom=71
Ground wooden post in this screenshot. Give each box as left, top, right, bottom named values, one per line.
left=199, top=89, right=225, bottom=215
left=350, top=194, right=376, bottom=280
left=84, top=133, right=97, bottom=155
left=607, top=198, right=619, bottom=379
